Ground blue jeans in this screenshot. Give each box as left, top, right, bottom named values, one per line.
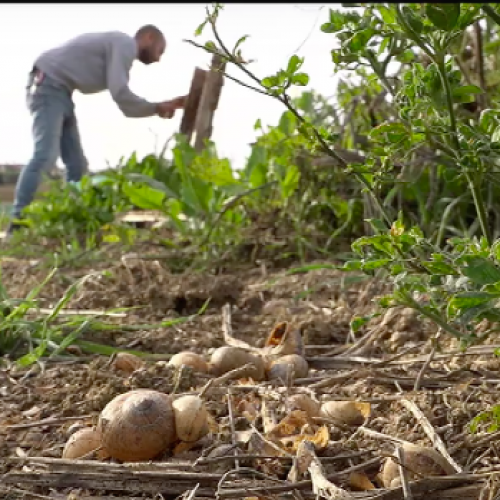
left=12, top=69, right=88, bottom=219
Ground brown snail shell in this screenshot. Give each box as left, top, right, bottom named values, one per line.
left=113, top=352, right=144, bottom=374
left=287, top=393, right=321, bottom=418
left=267, top=354, right=309, bottom=381
left=263, top=321, right=305, bottom=358
left=62, top=427, right=106, bottom=459
left=320, top=401, right=369, bottom=427
left=381, top=443, right=456, bottom=488
left=97, top=389, right=176, bottom=462
left=209, top=346, right=266, bottom=381
left=172, top=395, right=209, bottom=442
left=168, top=351, right=209, bottom=373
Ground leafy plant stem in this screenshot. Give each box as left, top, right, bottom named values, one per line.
left=436, top=57, right=491, bottom=245
left=395, top=6, right=434, bottom=59
left=399, top=293, right=464, bottom=339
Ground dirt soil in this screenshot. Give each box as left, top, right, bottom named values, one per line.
left=1, top=252, right=500, bottom=499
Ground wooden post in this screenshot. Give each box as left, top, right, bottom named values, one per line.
left=193, top=54, right=226, bottom=152
left=179, top=67, right=208, bottom=143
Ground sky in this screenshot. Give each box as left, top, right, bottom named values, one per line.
left=0, top=3, right=340, bottom=172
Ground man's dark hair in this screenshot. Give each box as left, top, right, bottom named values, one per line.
left=135, top=24, right=164, bottom=40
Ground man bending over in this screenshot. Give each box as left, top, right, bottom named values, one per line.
left=7, top=24, right=186, bottom=235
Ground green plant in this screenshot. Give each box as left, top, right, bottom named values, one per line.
left=20, top=173, right=133, bottom=247
left=0, top=265, right=210, bottom=367
left=186, top=2, right=500, bottom=338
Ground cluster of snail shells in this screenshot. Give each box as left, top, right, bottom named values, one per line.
left=167, top=346, right=309, bottom=383
left=63, top=389, right=209, bottom=462
left=287, top=393, right=368, bottom=427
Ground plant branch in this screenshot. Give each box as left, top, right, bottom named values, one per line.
left=400, top=294, right=465, bottom=339
left=192, top=7, right=394, bottom=228
left=184, top=39, right=271, bottom=97
left=395, top=7, right=435, bottom=59
left=473, top=21, right=488, bottom=108
left=482, top=5, right=500, bottom=27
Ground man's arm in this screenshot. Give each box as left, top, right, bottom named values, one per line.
left=106, top=38, right=158, bottom=118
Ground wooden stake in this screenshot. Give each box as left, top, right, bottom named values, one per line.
left=193, top=54, right=226, bottom=152
left=179, top=67, right=208, bottom=143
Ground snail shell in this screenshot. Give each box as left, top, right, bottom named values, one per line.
left=267, top=354, right=309, bottom=381
left=263, top=321, right=305, bottom=357
left=320, top=401, right=368, bottom=427
left=97, top=389, right=176, bottom=462
left=62, top=427, right=106, bottom=459
left=172, top=395, right=209, bottom=442
left=113, top=352, right=144, bottom=374
left=209, top=346, right=266, bottom=381
left=381, top=443, right=456, bottom=487
left=287, top=393, right=321, bottom=418
left=168, top=352, right=209, bottom=373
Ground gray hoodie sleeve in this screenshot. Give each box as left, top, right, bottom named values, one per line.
left=106, top=37, right=157, bottom=118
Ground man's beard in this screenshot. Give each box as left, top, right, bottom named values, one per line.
left=138, top=48, right=154, bottom=65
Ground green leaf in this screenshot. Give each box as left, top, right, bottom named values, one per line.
left=422, top=261, right=457, bottom=275
left=122, top=183, right=166, bottom=211
left=321, top=22, right=337, bottom=34
left=351, top=315, right=373, bottom=333
left=125, top=173, right=179, bottom=199
left=461, top=257, right=500, bottom=286
left=377, top=5, right=397, bottom=25
left=396, top=49, right=416, bottom=64
left=17, top=340, right=49, bottom=368
left=480, top=109, right=500, bottom=133
left=457, top=4, right=482, bottom=30
left=286, top=55, right=303, bottom=75
left=426, top=4, right=461, bottom=31
left=401, top=6, right=424, bottom=34
left=448, top=291, right=499, bottom=310
left=369, top=122, right=408, bottom=144
left=321, top=9, right=346, bottom=33
left=262, top=76, right=279, bottom=88
left=280, top=164, right=300, bottom=199
left=291, top=73, right=309, bottom=86
left=447, top=291, right=500, bottom=322
left=361, top=259, right=391, bottom=271
left=195, top=20, right=208, bottom=36
left=205, top=40, right=217, bottom=52
left=347, top=29, right=376, bottom=53
left=378, top=36, right=391, bottom=56
left=492, top=125, right=500, bottom=144
left=233, top=35, right=249, bottom=54
left=365, top=218, right=389, bottom=234
left=452, top=85, right=482, bottom=98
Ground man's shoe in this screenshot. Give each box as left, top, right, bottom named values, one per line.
left=2, top=221, right=24, bottom=242
left=6, top=222, right=23, bottom=235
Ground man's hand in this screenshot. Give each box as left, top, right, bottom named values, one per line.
left=169, top=95, right=188, bottom=109
left=155, top=96, right=188, bottom=119
left=155, top=102, right=175, bottom=119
